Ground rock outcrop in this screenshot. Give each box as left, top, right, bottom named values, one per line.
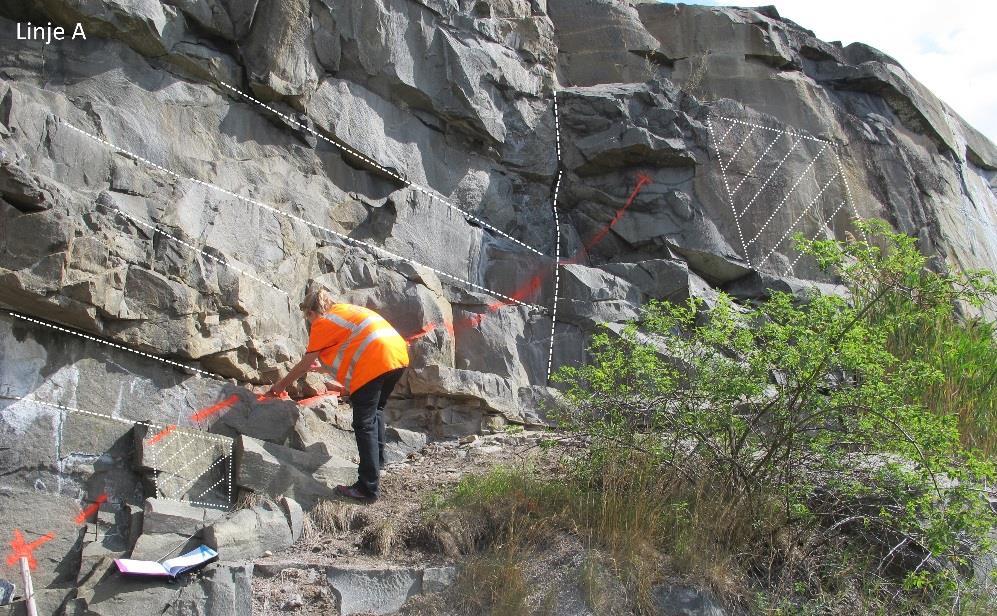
left=1, top=1, right=995, bottom=614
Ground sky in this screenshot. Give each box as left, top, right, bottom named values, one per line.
left=693, top=0, right=997, bottom=144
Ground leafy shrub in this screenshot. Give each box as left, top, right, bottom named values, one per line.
left=553, top=220, right=996, bottom=608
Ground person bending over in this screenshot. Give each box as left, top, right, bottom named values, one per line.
left=266, top=288, right=409, bottom=503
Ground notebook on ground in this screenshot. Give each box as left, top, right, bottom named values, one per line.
left=114, top=545, right=218, bottom=578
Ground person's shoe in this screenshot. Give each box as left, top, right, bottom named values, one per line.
left=336, top=484, right=377, bottom=504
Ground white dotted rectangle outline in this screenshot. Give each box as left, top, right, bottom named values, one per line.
left=707, top=113, right=863, bottom=275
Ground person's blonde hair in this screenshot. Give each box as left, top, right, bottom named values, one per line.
left=300, top=288, right=335, bottom=315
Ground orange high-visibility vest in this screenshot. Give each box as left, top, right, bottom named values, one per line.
left=306, top=304, right=410, bottom=393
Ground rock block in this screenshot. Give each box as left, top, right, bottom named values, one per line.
left=723, top=271, right=846, bottom=302
left=76, top=508, right=130, bottom=595
left=422, top=566, right=458, bottom=594
left=549, top=0, right=663, bottom=86
left=141, top=498, right=225, bottom=536
left=383, top=427, right=428, bottom=464
left=558, top=264, right=642, bottom=327
left=327, top=566, right=423, bottom=616
left=0, top=589, right=74, bottom=616
left=292, top=401, right=358, bottom=458
left=407, top=366, right=519, bottom=417
left=79, top=563, right=252, bottom=616
left=654, top=585, right=727, bottom=616
left=603, top=259, right=695, bottom=302
left=235, top=435, right=353, bottom=506
left=0, top=490, right=87, bottom=591
left=280, top=496, right=304, bottom=544
left=129, top=531, right=203, bottom=562
left=209, top=396, right=301, bottom=446
left=204, top=503, right=293, bottom=561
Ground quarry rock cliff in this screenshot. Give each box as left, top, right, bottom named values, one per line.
left=0, top=0, right=995, bottom=614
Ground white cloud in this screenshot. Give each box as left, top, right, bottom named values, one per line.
left=691, top=1, right=997, bottom=144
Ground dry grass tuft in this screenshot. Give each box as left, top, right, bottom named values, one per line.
left=453, top=534, right=530, bottom=616
left=361, top=517, right=399, bottom=556
left=308, top=499, right=371, bottom=534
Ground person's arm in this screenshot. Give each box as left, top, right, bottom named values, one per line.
left=267, top=351, right=321, bottom=396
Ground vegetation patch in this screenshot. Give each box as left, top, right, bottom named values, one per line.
left=426, top=222, right=997, bottom=614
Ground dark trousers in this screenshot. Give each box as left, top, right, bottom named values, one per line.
left=349, top=367, right=404, bottom=496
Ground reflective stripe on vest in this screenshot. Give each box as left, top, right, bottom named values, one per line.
left=343, top=327, right=396, bottom=390
left=323, top=314, right=382, bottom=376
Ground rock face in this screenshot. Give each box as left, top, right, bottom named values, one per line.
left=1, top=0, right=995, bottom=614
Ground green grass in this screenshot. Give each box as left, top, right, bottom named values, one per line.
left=879, top=305, right=997, bottom=456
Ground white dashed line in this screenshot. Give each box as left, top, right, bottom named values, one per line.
left=0, top=394, right=229, bottom=444
left=547, top=93, right=563, bottom=382
left=2, top=394, right=150, bottom=429
left=708, top=116, right=751, bottom=268
left=183, top=500, right=230, bottom=511
left=831, top=148, right=866, bottom=241
left=215, top=80, right=545, bottom=257
left=547, top=173, right=562, bottom=380
left=60, top=121, right=547, bottom=313
left=9, top=311, right=223, bottom=379
left=110, top=207, right=289, bottom=297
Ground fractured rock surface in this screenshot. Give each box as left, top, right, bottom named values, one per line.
left=0, top=0, right=995, bottom=614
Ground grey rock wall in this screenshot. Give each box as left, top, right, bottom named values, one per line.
left=1, top=1, right=995, bottom=613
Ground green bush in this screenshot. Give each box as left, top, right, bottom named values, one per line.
left=553, top=220, right=996, bottom=608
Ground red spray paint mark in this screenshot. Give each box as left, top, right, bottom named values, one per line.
left=295, top=392, right=342, bottom=406
left=4, top=529, right=55, bottom=570
left=145, top=424, right=176, bottom=445
left=486, top=273, right=545, bottom=311
left=406, top=274, right=545, bottom=342
left=562, top=172, right=653, bottom=266
left=189, top=395, right=239, bottom=422
left=405, top=320, right=455, bottom=343
left=256, top=391, right=292, bottom=403
left=405, top=174, right=654, bottom=343
left=74, top=492, right=108, bottom=525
